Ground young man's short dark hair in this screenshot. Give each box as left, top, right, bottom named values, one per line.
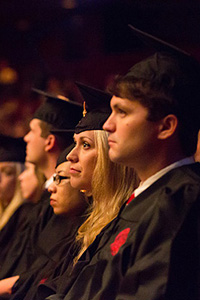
left=108, top=52, right=200, bottom=156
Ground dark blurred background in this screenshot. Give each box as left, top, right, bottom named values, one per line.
left=0, top=0, right=199, bottom=136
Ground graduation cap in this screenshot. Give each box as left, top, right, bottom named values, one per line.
left=32, top=88, right=83, bottom=130
left=74, top=110, right=110, bottom=134
left=126, top=24, right=200, bottom=80
left=51, top=83, right=112, bottom=135
left=73, top=82, right=112, bottom=134
left=56, top=143, right=75, bottom=168
left=75, top=82, right=111, bottom=112
left=128, top=24, right=190, bottom=58
left=123, top=25, right=200, bottom=128
left=0, top=135, right=26, bottom=163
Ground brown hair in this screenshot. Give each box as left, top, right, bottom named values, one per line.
left=38, top=120, right=73, bottom=151
left=108, top=75, right=198, bottom=156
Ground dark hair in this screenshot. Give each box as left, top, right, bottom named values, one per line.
left=38, top=120, right=73, bottom=151
left=108, top=75, right=198, bottom=156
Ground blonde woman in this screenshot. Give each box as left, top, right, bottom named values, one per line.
left=27, top=103, right=138, bottom=299
left=68, top=128, right=138, bottom=263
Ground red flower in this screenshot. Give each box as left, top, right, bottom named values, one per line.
left=39, top=278, right=48, bottom=285
left=110, top=228, right=130, bottom=256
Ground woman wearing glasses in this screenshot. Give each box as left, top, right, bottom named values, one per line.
left=0, top=146, right=88, bottom=299
left=49, top=147, right=87, bottom=217
left=10, top=86, right=138, bottom=300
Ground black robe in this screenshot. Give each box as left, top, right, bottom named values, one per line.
left=0, top=202, right=35, bottom=263
left=42, top=163, right=200, bottom=300
left=0, top=189, right=52, bottom=279
left=9, top=213, right=86, bottom=300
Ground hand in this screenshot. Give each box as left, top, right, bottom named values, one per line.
left=0, top=275, right=20, bottom=297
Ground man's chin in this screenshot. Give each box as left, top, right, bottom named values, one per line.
left=108, top=149, right=130, bottom=166
left=108, top=149, right=121, bottom=164
left=25, top=157, right=35, bottom=165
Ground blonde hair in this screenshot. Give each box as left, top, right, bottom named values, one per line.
left=74, top=130, right=139, bottom=263
left=0, top=162, right=24, bottom=230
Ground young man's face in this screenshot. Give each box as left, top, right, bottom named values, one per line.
left=24, top=119, right=47, bottom=167
left=103, top=96, right=160, bottom=169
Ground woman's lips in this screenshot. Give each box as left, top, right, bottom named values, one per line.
left=69, top=168, right=81, bottom=174
left=50, top=198, right=57, bottom=206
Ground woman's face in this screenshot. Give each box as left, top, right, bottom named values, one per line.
left=0, top=162, right=17, bottom=209
left=48, top=161, right=85, bottom=216
left=18, top=162, right=39, bottom=202
left=67, top=131, right=98, bottom=193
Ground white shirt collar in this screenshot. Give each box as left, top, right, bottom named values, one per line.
left=134, top=156, right=195, bottom=197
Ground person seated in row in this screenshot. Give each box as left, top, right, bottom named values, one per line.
left=30, top=85, right=138, bottom=300
left=0, top=146, right=88, bottom=298
left=0, top=89, right=83, bottom=280
left=46, top=27, right=200, bottom=300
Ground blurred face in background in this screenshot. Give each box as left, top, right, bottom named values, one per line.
left=48, top=161, right=86, bottom=216
left=24, top=119, right=47, bottom=167
left=0, top=162, right=17, bottom=210
left=18, top=162, right=40, bottom=202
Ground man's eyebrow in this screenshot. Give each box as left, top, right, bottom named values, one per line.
left=112, top=103, right=126, bottom=110
left=112, top=103, right=120, bottom=109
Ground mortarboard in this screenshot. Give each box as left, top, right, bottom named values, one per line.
left=0, top=135, right=26, bottom=163
left=74, top=82, right=112, bottom=133
left=32, top=88, right=83, bottom=130
left=75, top=82, right=111, bottom=112
left=128, top=24, right=190, bottom=58
left=126, top=25, right=200, bottom=81
left=51, top=83, right=112, bottom=135
left=74, top=109, right=110, bottom=134
left=123, top=25, right=200, bottom=128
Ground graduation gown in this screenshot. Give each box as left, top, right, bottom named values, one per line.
left=0, top=189, right=52, bottom=279
left=0, top=202, right=35, bottom=263
left=9, top=213, right=86, bottom=300
left=45, top=163, right=200, bottom=300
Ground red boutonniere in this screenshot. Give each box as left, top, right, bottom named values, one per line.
left=110, top=228, right=130, bottom=256
left=39, top=278, right=48, bottom=285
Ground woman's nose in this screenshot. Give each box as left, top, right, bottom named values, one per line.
left=67, top=148, right=78, bottom=163
left=48, top=182, right=56, bottom=193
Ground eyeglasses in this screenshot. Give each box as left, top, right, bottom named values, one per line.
left=53, top=173, right=70, bottom=186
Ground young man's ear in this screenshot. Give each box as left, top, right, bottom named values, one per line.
left=157, top=114, right=178, bottom=140
left=44, top=134, right=56, bottom=152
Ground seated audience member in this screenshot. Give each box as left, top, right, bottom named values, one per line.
left=19, top=161, right=46, bottom=204
left=0, top=146, right=88, bottom=299
left=0, top=135, right=35, bottom=275
left=32, top=85, right=138, bottom=300
left=0, top=89, right=83, bottom=280
left=0, top=135, right=26, bottom=231
left=44, top=28, right=200, bottom=300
